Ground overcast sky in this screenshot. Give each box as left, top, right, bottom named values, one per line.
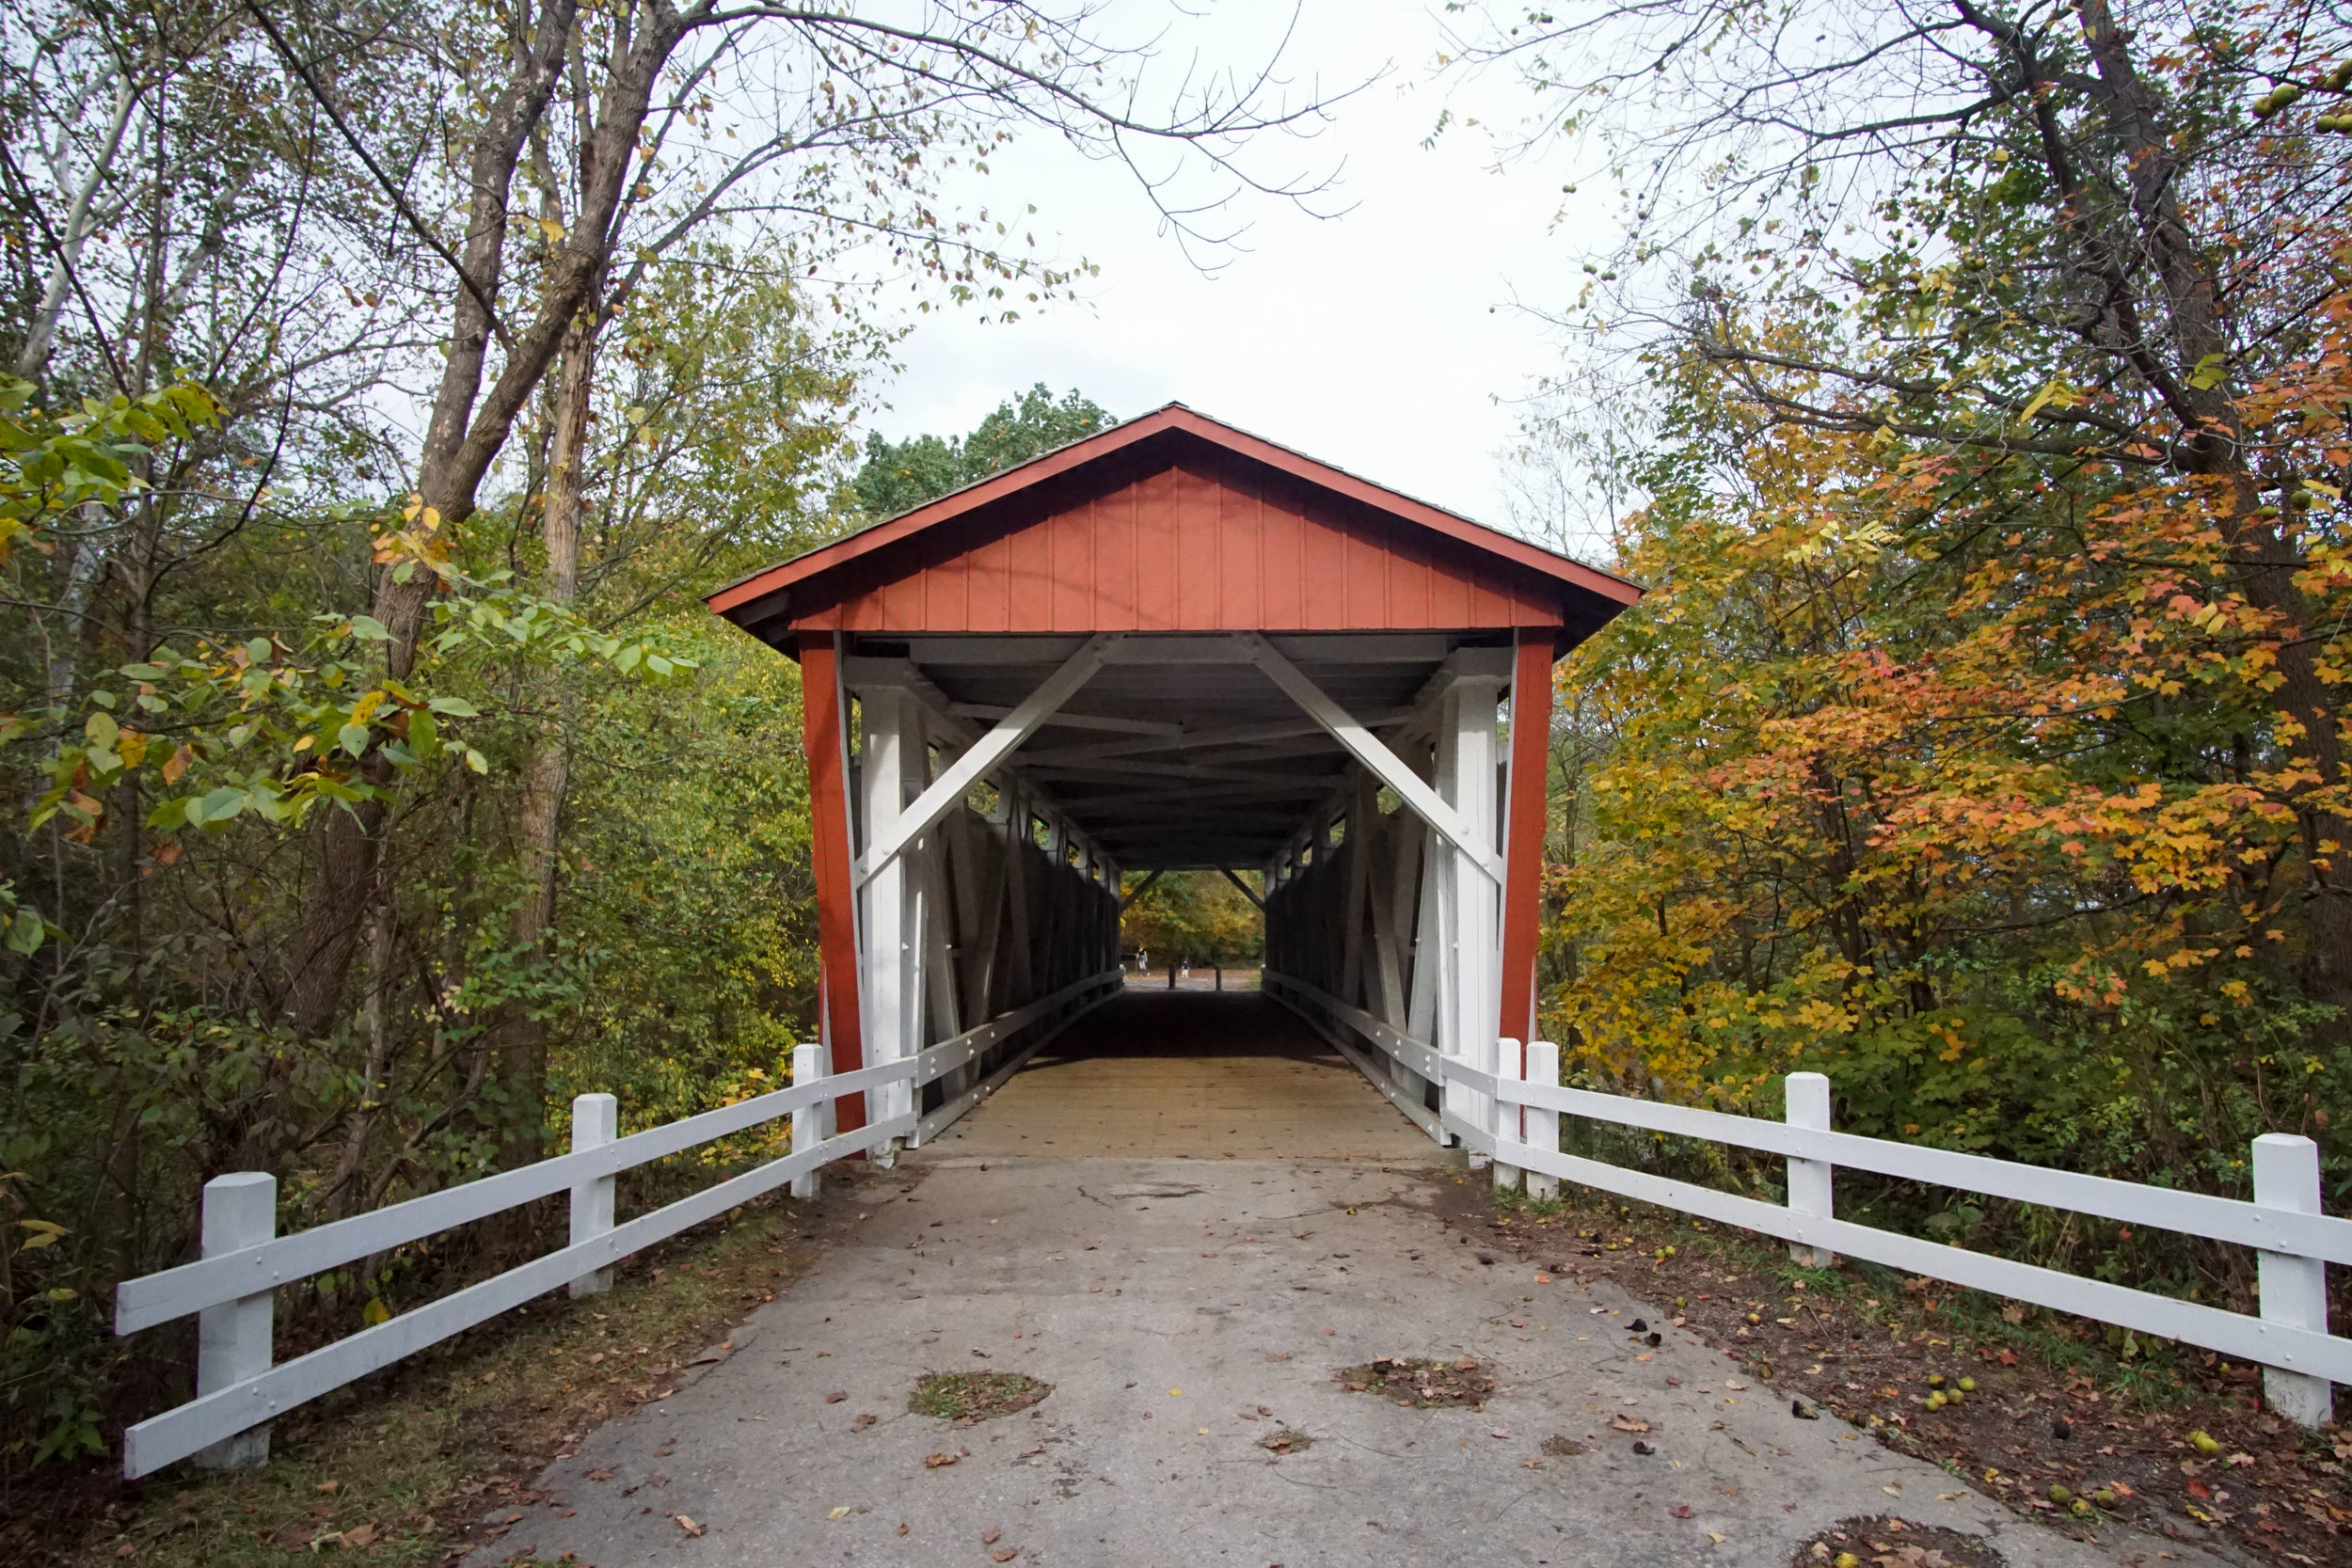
left=859, top=1, right=1611, bottom=541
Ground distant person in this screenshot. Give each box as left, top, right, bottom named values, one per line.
left=1137, top=950, right=1149, bottom=974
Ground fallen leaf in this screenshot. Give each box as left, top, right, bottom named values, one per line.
left=1490, top=1428, right=1512, bottom=1439
left=1883, top=1485, right=1902, bottom=1497
left=585, top=1468, right=614, bottom=1482
left=925, top=1452, right=960, bottom=1468
left=850, top=1413, right=876, bottom=1433
left=1671, top=1503, right=1693, bottom=1519
left=1995, top=1349, right=2019, bottom=1366
left=983, top=1528, right=1002, bottom=1544
left=676, top=1514, right=705, bottom=1538
left=1708, top=1531, right=1726, bottom=1544
left=1610, top=1414, right=1652, bottom=1433
left=315, top=1481, right=341, bottom=1496
left=342, top=1522, right=378, bottom=1548
left=823, top=1391, right=847, bottom=1403
left=827, top=1507, right=852, bottom=1521
left=993, top=1551, right=1019, bottom=1562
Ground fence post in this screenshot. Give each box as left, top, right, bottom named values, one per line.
left=791, top=1040, right=828, bottom=1200
left=1785, top=1072, right=1838, bottom=1269
left=195, top=1172, right=276, bottom=1470
left=1491, top=1038, right=1523, bottom=1192
left=1524, top=1041, right=1560, bottom=1201
left=568, top=1094, right=617, bottom=1299
left=2252, top=1132, right=2334, bottom=1427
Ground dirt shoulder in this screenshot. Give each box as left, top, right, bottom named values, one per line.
left=1468, top=1174, right=2351, bottom=1566
left=29, top=1167, right=900, bottom=1568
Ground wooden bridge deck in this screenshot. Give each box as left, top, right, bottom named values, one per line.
left=920, top=991, right=1433, bottom=1161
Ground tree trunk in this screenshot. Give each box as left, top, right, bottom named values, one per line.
left=276, top=0, right=694, bottom=1042
left=494, top=307, right=594, bottom=1167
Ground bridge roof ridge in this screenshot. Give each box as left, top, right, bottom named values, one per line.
left=705, top=402, right=1642, bottom=626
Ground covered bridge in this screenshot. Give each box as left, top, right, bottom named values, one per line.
left=707, top=404, right=1641, bottom=1153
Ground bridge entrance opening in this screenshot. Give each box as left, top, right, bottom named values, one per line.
left=925, top=990, right=1432, bottom=1161
left=707, top=404, right=1640, bottom=1160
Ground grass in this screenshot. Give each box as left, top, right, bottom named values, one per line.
left=60, top=1171, right=886, bottom=1568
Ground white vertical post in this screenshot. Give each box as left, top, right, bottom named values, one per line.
left=568, top=1093, right=617, bottom=1298
left=195, top=1172, right=276, bottom=1469
left=858, top=687, right=922, bottom=1164
left=1491, top=1037, right=1523, bottom=1192
left=2252, top=1132, right=2334, bottom=1426
left=791, top=1040, right=829, bottom=1199
left=1524, top=1040, right=1561, bottom=1200
left=1785, top=1072, right=1837, bottom=1269
left=1436, top=674, right=1504, bottom=1171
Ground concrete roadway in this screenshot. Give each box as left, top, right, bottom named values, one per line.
left=473, top=994, right=2216, bottom=1568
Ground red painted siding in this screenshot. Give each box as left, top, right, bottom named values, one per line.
left=795, top=452, right=1565, bottom=633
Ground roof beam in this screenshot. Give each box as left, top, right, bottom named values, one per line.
left=1240, top=632, right=1505, bottom=886
left=947, top=704, right=1184, bottom=737
left=1118, top=869, right=1165, bottom=911
left=853, top=635, right=1118, bottom=889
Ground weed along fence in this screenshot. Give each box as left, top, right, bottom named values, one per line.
left=108, top=971, right=1120, bottom=1480
left=1265, top=970, right=2347, bottom=1431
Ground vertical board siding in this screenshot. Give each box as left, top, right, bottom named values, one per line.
left=801, top=453, right=1563, bottom=632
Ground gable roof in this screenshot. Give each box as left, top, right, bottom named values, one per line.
left=707, top=403, right=1641, bottom=642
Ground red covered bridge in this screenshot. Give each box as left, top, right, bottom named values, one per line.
left=706, top=403, right=1641, bottom=1153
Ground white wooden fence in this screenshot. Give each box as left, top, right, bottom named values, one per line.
left=110, top=969, right=1121, bottom=1480
left=1263, top=968, right=2344, bottom=1429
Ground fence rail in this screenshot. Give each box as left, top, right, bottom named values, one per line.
left=1260, top=968, right=2341, bottom=1430
left=112, top=970, right=1123, bottom=1480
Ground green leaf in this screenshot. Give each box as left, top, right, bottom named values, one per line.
left=243, top=637, right=274, bottom=664
left=84, top=710, right=119, bottom=751
left=145, top=797, right=191, bottom=831
left=348, top=615, right=391, bottom=641
left=464, top=748, right=488, bottom=774
left=6, top=908, right=44, bottom=957
left=427, top=696, right=480, bottom=717
left=2186, top=352, right=2229, bottom=391
left=195, top=786, right=246, bottom=825
left=338, top=722, right=370, bottom=757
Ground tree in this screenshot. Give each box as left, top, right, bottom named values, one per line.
left=1458, top=0, right=2352, bottom=1297
left=265, top=0, right=1331, bottom=1065
left=1470, top=0, right=2352, bottom=1020
left=852, top=383, right=1115, bottom=518
left=1120, top=871, right=1263, bottom=968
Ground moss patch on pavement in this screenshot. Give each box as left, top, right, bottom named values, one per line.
left=1337, top=1354, right=1493, bottom=1410
left=907, top=1371, right=1052, bottom=1424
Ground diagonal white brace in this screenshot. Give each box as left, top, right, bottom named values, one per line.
left=1239, top=633, right=1505, bottom=885
left=852, top=634, right=1119, bottom=888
